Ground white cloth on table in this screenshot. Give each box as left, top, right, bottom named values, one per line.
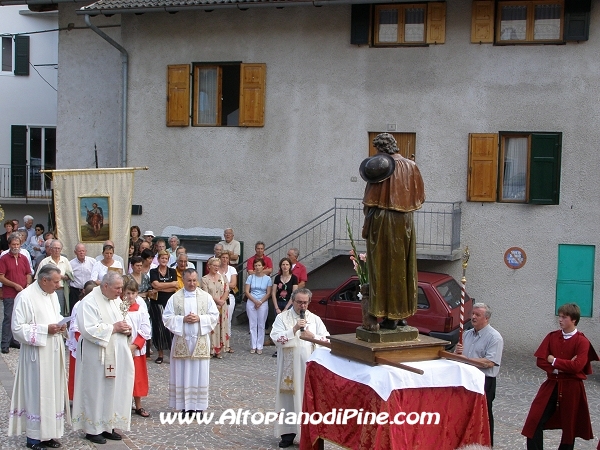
left=307, top=347, right=485, bottom=400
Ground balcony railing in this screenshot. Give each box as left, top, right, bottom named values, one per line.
left=261, top=198, right=462, bottom=271
left=0, top=164, right=53, bottom=199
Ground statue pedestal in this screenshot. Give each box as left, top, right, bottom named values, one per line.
left=356, top=325, right=418, bottom=343
left=328, top=333, right=450, bottom=366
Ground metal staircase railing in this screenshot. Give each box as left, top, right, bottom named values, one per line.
left=243, top=198, right=462, bottom=276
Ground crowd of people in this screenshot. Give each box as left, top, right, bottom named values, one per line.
left=0, top=217, right=321, bottom=448
left=2, top=214, right=597, bottom=449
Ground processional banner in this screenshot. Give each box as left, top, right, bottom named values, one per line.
left=52, top=168, right=135, bottom=265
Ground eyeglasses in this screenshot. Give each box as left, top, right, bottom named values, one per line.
left=294, top=301, right=309, bottom=305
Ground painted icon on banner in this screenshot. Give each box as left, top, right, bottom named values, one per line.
left=504, top=247, right=526, bottom=269
left=79, top=196, right=110, bottom=242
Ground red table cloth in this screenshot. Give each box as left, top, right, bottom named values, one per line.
left=300, top=361, right=491, bottom=450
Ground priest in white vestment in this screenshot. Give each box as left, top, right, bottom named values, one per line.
left=270, top=288, right=329, bottom=448
left=163, top=268, right=218, bottom=414
left=8, top=265, right=69, bottom=450
left=72, top=272, right=135, bottom=445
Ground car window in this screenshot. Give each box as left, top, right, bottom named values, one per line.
left=435, top=279, right=462, bottom=309
left=417, top=287, right=429, bottom=309
left=335, top=280, right=360, bottom=302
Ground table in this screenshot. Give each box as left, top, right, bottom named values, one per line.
left=300, top=348, right=491, bottom=450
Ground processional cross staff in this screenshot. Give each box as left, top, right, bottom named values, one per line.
left=459, top=246, right=470, bottom=346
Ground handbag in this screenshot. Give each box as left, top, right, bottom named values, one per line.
left=147, top=290, right=158, bottom=301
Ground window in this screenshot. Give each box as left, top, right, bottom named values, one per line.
left=2, top=37, right=12, bottom=72
left=497, top=1, right=563, bottom=43
left=472, top=0, right=589, bottom=43
left=368, top=131, right=416, bottom=159
left=166, top=63, right=266, bottom=127
left=351, top=3, right=446, bottom=46
left=10, top=125, right=56, bottom=197
left=467, top=132, right=561, bottom=204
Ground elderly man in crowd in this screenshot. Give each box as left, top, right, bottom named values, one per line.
left=219, top=228, right=240, bottom=265
left=168, top=235, right=180, bottom=258
left=163, top=269, right=219, bottom=417
left=72, top=272, right=134, bottom=445
left=20, top=215, right=35, bottom=240
left=270, top=288, right=329, bottom=448
left=35, top=239, right=73, bottom=315
left=8, top=266, right=68, bottom=450
left=0, top=234, right=33, bottom=354
left=170, top=247, right=194, bottom=270
left=69, top=243, right=96, bottom=311
left=456, top=303, right=504, bottom=446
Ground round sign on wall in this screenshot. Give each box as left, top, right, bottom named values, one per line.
left=504, top=247, right=526, bottom=269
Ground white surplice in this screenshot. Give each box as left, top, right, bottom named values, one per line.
left=163, top=288, right=218, bottom=411
left=71, top=286, right=134, bottom=434
left=270, top=309, right=329, bottom=439
left=8, top=282, right=70, bottom=441
left=126, top=297, right=151, bottom=357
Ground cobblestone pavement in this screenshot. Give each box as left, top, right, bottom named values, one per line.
left=2, top=303, right=600, bottom=449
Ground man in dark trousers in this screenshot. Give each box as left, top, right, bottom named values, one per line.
left=522, top=303, right=599, bottom=450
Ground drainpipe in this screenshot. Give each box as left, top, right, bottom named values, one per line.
left=84, top=14, right=128, bottom=168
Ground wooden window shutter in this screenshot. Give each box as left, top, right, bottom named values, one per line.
left=351, top=4, right=371, bottom=45
left=426, top=3, right=446, bottom=44
left=14, top=35, right=29, bottom=76
left=529, top=133, right=561, bottom=205
left=471, top=1, right=494, bottom=44
left=11, top=125, right=27, bottom=196
left=239, top=63, right=266, bottom=127
left=564, top=0, right=591, bottom=41
left=166, top=64, right=190, bottom=127
left=467, top=133, right=498, bottom=202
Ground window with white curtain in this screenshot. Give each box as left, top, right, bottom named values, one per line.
left=497, top=0, right=564, bottom=43
left=501, top=136, right=528, bottom=201
left=374, top=4, right=427, bottom=45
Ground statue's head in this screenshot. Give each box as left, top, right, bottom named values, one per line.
left=373, top=133, right=399, bottom=154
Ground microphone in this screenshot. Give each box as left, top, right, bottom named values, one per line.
left=300, top=310, right=305, bottom=332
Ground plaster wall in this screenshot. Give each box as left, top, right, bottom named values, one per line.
left=56, top=1, right=600, bottom=353
left=0, top=6, right=58, bottom=166
left=56, top=6, right=121, bottom=168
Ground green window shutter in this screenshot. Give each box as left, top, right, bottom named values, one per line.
left=528, top=133, right=561, bottom=205
left=11, top=125, right=27, bottom=197
left=564, top=0, right=591, bottom=42
left=351, top=4, right=370, bottom=45
left=556, top=244, right=595, bottom=317
left=14, top=35, right=29, bottom=76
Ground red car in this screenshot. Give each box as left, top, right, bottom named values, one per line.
left=308, top=272, right=473, bottom=348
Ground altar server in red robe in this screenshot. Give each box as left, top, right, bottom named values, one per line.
left=522, top=303, right=599, bottom=450
left=123, top=277, right=152, bottom=417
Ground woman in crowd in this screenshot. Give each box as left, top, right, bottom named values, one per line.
left=128, top=256, right=153, bottom=301
left=28, top=223, right=45, bottom=265
left=122, top=278, right=152, bottom=417
left=149, top=250, right=178, bottom=364
left=90, top=244, right=124, bottom=284
left=271, top=257, right=298, bottom=316
left=130, top=225, right=144, bottom=257
left=138, top=249, right=156, bottom=357
left=0, top=219, right=13, bottom=251
left=244, top=259, right=272, bottom=355
left=201, top=257, right=229, bottom=358
left=218, top=252, right=237, bottom=353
